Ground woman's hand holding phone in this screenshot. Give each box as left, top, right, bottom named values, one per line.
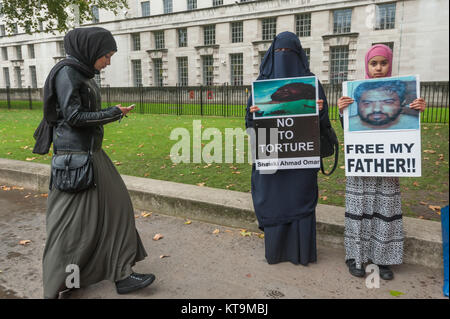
left=117, top=104, right=135, bottom=116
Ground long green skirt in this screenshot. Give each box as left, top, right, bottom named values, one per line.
left=43, top=149, right=147, bottom=298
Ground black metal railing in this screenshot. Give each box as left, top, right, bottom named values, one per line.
left=1, top=82, right=448, bottom=123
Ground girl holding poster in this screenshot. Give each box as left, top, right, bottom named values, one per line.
left=246, top=31, right=331, bottom=266
left=338, top=44, right=426, bottom=280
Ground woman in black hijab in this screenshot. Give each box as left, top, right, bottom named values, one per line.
left=40, top=27, right=154, bottom=299
left=246, top=31, right=331, bottom=265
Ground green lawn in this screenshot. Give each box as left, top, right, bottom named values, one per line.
left=0, top=108, right=448, bottom=221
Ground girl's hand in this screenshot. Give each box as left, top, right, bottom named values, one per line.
left=409, top=98, right=426, bottom=112
left=317, top=99, right=323, bottom=111
left=249, top=105, right=261, bottom=113
left=338, top=96, right=354, bottom=114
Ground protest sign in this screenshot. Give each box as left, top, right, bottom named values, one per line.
left=343, top=75, right=421, bottom=177
left=252, top=76, right=320, bottom=170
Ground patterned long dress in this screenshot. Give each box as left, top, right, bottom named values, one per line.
left=344, top=176, right=404, bottom=269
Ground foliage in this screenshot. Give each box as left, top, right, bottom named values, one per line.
left=0, top=0, right=128, bottom=34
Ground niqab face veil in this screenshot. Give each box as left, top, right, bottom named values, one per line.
left=259, top=31, right=312, bottom=80
left=64, top=27, right=117, bottom=74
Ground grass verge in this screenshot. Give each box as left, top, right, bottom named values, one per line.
left=0, top=108, right=447, bottom=221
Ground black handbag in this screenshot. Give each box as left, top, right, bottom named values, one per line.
left=319, top=121, right=339, bottom=176
left=50, top=138, right=95, bottom=193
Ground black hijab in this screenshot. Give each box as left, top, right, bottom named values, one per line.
left=33, top=27, right=117, bottom=155
left=64, top=27, right=118, bottom=77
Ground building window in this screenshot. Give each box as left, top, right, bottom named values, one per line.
left=333, top=9, right=352, bottom=34
left=28, top=44, right=35, bottom=59
left=163, top=0, right=173, bottom=14
left=58, top=41, right=66, bottom=56
left=132, top=60, right=142, bottom=87
left=230, top=53, right=243, bottom=86
left=375, top=3, right=396, bottom=30
left=0, top=25, right=5, bottom=37
left=260, top=51, right=266, bottom=64
left=132, top=33, right=141, bottom=51
left=15, top=66, right=22, bottom=88
left=30, top=66, right=37, bottom=88
left=262, top=18, right=277, bottom=41
left=187, top=0, right=197, bottom=10
left=202, top=55, right=214, bottom=86
left=1, top=47, right=8, bottom=61
left=91, top=5, right=99, bottom=23
left=94, top=73, right=101, bottom=87
left=154, top=31, right=165, bottom=49
left=153, top=59, right=163, bottom=87
left=296, top=13, right=311, bottom=37
left=141, top=1, right=150, bottom=17
left=304, top=48, right=310, bottom=65
left=212, top=0, right=223, bottom=6
left=178, top=28, right=188, bottom=47
left=203, top=25, right=216, bottom=46
left=330, top=46, right=349, bottom=84
left=3, top=68, right=10, bottom=87
left=231, top=22, right=243, bottom=43
left=15, top=46, right=22, bottom=60
left=12, top=23, right=18, bottom=35
left=177, top=57, right=188, bottom=86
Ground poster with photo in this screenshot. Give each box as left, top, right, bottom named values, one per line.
left=252, top=76, right=320, bottom=171
left=343, top=75, right=422, bottom=177
left=252, top=76, right=319, bottom=119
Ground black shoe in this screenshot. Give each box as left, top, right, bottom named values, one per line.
left=115, top=272, right=155, bottom=294
left=378, top=265, right=394, bottom=280
left=346, top=259, right=365, bottom=278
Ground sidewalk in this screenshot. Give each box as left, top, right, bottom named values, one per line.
left=0, top=158, right=444, bottom=270
left=0, top=186, right=445, bottom=299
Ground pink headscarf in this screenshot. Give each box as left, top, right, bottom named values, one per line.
left=365, top=44, right=393, bottom=79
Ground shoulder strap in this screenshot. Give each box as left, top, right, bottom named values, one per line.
left=320, top=142, right=339, bottom=176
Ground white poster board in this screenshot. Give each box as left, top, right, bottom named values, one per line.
left=252, top=76, right=320, bottom=171
left=343, top=75, right=422, bottom=177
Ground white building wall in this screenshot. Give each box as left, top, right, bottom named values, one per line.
left=0, top=0, right=448, bottom=88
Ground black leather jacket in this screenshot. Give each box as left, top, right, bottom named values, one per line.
left=53, top=64, right=122, bottom=153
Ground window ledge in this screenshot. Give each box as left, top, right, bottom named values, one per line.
left=146, top=49, right=168, bottom=53
left=322, top=32, right=359, bottom=39
left=252, top=40, right=273, bottom=45
left=194, top=45, right=219, bottom=50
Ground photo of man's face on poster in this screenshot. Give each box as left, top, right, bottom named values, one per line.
left=348, top=78, right=420, bottom=131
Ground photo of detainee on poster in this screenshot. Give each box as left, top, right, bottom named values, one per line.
left=346, top=75, right=420, bottom=131
left=252, top=76, right=318, bottom=119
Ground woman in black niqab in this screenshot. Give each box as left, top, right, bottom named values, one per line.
left=246, top=31, right=331, bottom=265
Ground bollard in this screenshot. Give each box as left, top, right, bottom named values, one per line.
left=441, top=205, right=449, bottom=297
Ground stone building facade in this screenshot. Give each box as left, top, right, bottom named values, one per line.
left=0, top=0, right=448, bottom=88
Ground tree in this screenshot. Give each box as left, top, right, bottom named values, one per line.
left=0, top=0, right=129, bottom=35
